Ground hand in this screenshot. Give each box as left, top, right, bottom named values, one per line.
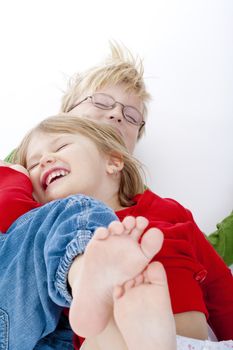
left=0, top=160, right=29, bottom=177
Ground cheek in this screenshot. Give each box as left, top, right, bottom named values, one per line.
left=85, top=109, right=103, bottom=121
left=125, top=129, right=138, bottom=153
left=32, top=191, right=40, bottom=203
left=69, top=105, right=99, bottom=120
left=30, top=176, right=40, bottom=194
left=31, top=183, right=41, bottom=202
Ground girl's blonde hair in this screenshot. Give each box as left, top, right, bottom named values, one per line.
left=60, top=42, right=151, bottom=139
left=14, top=114, right=145, bottom=207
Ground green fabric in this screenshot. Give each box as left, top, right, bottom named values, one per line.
left=4, top=149, right=16, bottom=163
left=206, top=212, right=233, bottom=266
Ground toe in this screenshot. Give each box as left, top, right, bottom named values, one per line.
left=134, top=273, right=144, bottom=286
left=140, top=228, right=164, bottom=260
left=113, top=285, right=125, bottom=299
left=108, top=221, right=124, bottom=235
left=129, top=216, right=149, bottom=240
left=146, top=262, right=167, bottom=286
left=122, top=216, right=136, bottom=234
left=94, top=227, right=110, bottom=240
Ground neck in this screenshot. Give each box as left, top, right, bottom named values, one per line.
left=104, top=192, right=125, bottom=212
left=95, top=185, right=125, bottom=211
left=93, top=177, right=126, bottom=212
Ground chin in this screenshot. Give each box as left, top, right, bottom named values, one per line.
left=43, top=188, right=65, bottom=201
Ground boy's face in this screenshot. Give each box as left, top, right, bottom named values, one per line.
left=67, top=83, right=144, bottom=154
left=26, top=131, right=119, bottom=204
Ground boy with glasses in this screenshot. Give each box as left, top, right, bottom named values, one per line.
left=60, top=42, right=232, bottom=269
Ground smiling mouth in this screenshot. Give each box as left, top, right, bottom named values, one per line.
left=42, top=169, right=70, bottom=190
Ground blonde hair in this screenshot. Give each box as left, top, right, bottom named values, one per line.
left=14, top=114, right=145, bottom=207
left=60, top=42, right=151, bottom=139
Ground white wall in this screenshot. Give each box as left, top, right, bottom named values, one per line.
left=0, top=0, right=232, bottom=233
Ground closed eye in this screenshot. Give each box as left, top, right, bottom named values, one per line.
left=124, top=114, right=137, bottom=124
left=56, top=144, right=69, bottom=152
left=27, top=162, right=39, bottom=172
left=94, top=102, right=111, bottom=109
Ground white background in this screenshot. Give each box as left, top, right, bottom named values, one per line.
left=0, top=0, right=232, bottom=233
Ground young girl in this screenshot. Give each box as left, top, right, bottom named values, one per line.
left=0, top=114, right=158, bottom=349
left=1, top=115, right=232, bottom=349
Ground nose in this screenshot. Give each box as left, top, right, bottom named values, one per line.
left=107, top=104, right=124, bottom=123
left=40, top=153, right=56, bottom=168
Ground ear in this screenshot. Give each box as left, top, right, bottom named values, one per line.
left=106, top=154, right=124, bottom=175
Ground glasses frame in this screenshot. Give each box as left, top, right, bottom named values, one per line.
left=67, top=93, right=145, bottom=128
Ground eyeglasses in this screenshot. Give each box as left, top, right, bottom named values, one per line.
left=67, top=93, right=145, bottom=127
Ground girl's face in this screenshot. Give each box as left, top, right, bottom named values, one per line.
left=67, top=83, right=144, bottom=154
left=26, top=131, right=121, bottom=204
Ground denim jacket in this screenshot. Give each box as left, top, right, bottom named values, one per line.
left=0, top=194, right=117, bottom=349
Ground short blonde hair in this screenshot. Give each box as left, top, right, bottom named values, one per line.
left=61, top=42, right=151, bottom=139
left=14, top=114, right=145, bottom=207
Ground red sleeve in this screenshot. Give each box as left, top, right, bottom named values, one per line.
left=119, top=190, right=233, bottom=341
left=117, top=192, right=210, bottom=321
left=0, top=167, right=41, bottom=232
left=153, top=221, right=209, bottom=317
left=185, top=209, right=233, bottom=341
left=119, top=191, right=233, bottom=341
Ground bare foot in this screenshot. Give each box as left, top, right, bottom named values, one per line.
left=69, top=216, right=163, bottom=337
left=113, top=262, right=177, bottom=350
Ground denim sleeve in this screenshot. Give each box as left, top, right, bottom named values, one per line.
left=43, top=195, right=118, bottom=307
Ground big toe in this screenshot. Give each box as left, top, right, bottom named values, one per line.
left=145, top=261, right=167, bottom=285
left=140, top=228, right=164, bottom=260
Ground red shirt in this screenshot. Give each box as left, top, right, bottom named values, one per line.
left=1, top=167, right=233, bottom=345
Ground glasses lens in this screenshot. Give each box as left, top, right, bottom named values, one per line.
left=92, top=93, right=115, bottom=109
left=123, top=106, right=143, bottom=125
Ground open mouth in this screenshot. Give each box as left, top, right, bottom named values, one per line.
left=42, top=169, right=70, bottom=190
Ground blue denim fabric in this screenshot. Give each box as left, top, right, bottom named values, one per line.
left=0, top=194, right=117, bottom=349
left=34, top=313, right=74, bottom=350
